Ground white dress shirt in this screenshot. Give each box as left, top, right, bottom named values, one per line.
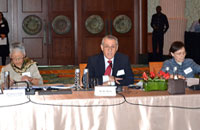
left=102, top=57, right=115, bottom=85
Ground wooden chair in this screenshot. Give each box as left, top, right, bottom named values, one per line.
left=0, top=66, right=3, bottom=71
left=79, top=63, right=87, bottom=86
left=149, top=62, right=163, bottom=75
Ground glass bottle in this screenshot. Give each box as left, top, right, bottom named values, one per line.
left=74, top=69, right=80, bottom=90
left=173, top=67, right=178, bottom=80
left=4, top=71, right=10, bottom=89
left=83, top=69, right=89, bottom=90
left=165, top=67, right=169, bottom=73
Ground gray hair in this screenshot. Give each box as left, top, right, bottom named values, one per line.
left=10, top=42, right=26, bottom=56
left=101, top=35, right=119, bottom=46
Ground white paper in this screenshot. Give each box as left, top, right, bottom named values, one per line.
left=0, top=38, right=7, bottom=45
left=95, top=86, right=117, bottom=96
left=3, top=89, right=25, bottom=97
left=186, top=78, right=199, bottom=86
left=117, top=69, right=125, bottom=76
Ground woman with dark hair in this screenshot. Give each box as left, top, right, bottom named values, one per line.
left=161, top=41, right=200, bottom=78
left=0, top=12, right=9, bottom=65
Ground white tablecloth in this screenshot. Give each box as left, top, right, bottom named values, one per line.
left=0, top=90, right=200, bottom=130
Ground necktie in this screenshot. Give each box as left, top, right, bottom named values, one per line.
left=104, top=60, right=112, bottom=75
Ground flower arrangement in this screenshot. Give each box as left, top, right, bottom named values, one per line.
left=142, top=70, right=170, bottom=81
left=142, top=71, right=170, bottom=91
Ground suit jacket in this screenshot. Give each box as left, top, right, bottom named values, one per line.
left=87, top=52, right=134, bottom=86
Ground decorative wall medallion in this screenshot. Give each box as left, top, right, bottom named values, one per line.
left=22, top=15, right=42, bottom=35
left=85, top=15, right=104, bottom=34
left=52, top=15, right=71, bottom=34
left=113, top=15, right=132, bottom=34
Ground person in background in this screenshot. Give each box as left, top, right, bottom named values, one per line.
left=0, top=12, right=9, bottom=65
left=86, top=35, right=134, bottom=86
left=151, top=6, right=169, bottom=60
left=161, top=41, right=200, bottom=79
left=189, top=18, right=200, bottom=32
left=0, top=42, right=43, bottom=88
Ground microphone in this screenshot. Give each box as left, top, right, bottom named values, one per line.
left=13, top=80, right=35, bottom=95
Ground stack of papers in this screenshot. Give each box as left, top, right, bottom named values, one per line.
left=186, top=78, right=199, bottom=87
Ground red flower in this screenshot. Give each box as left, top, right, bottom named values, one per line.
left=163, top=73, right=170, bottom=79
left=142, top=70, right=170, bottom=81
left=158, top=70, right=170, bottom=80
left=142, top=72, right=148, bottom=81
left=150, top=72, right=155, bottom=79
left=158, top=70, right=165, bottom=77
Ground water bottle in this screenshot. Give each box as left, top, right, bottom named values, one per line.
left=83, top=69, right=89, bottom=89
left=74, top=69, right=81, bottom=90
left=165, top=67, right=169, bottom=73
left=4, top=71, right=10, bottom=89
left=173, top=67, right=178, bottom=80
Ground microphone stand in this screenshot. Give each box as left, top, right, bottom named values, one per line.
left=13, top=80, right=35, bottom=95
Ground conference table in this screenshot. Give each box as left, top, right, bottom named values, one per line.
left=0, top=87, right=200, bottom=130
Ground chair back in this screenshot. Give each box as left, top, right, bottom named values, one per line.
left=149, top=62, right=163, bottom=75
left=0, top=66, right=3, bottom=71
left=79, top=63, right=87, bottom=86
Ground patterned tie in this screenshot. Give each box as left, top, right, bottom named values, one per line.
left=104, top=60, right=112, bottom=75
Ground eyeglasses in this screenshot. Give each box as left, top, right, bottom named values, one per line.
left=174, top=52, right=186, bottom=56
left=11, top=57, right=24, bottom=61
left=103, top=45, right=116, bottom=49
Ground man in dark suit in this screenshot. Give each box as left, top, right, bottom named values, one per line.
left=86, top=35, right=134, bottom=86
left=151, top=6, right=169, bottom=61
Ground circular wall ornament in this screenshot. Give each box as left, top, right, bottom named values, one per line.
left=52, top=15, right=71, bottom=34
left=85, top=15, right=104, bottom=34
left=22, top=15, right=42, bottom=35
left=113, top=15, right=132, bottom=34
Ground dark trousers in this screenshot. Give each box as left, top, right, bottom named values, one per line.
left=152, top=32, right=164, bottom=60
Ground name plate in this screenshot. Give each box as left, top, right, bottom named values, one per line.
left=94, top=86, right=117, bottom=96
left=3, top=89, right=25, bottom=97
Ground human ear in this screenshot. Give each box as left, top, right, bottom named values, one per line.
left=100, top=45, right=104, bottom=51
left=171, top=52, right=174, bottom=57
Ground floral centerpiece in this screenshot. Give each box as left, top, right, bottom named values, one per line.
left=142, top=71, right=170, bottom=91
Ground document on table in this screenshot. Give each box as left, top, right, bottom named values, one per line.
left=186, top=78, right=199, bottom=86
left=0, top=38, right=7, bottom=45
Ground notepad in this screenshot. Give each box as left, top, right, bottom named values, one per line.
left=0, top=38, right=7, bottom=45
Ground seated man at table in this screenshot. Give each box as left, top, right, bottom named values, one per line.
left=86, top=35, right=134, bottom=86
left=189, top=18, right=200, bottom=32
left=0, top=42, right=43, bottom=88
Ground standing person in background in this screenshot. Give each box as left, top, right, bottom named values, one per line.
left=151, top=6, right=169, bottom=61
left=0, top=12, right=9, bottom=65
left=189, top=18, right=200, bottom=32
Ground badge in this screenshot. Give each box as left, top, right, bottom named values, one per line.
left=117, top=69, right=125, bottom=76
left=22, top=72, right=31, bottom=77
left=1, top=24, right=5, bottom=27
left=184, top=67, right=192, bottom=75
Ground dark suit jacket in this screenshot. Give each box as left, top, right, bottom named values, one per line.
left=86, top=52, right=134, bottom=86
